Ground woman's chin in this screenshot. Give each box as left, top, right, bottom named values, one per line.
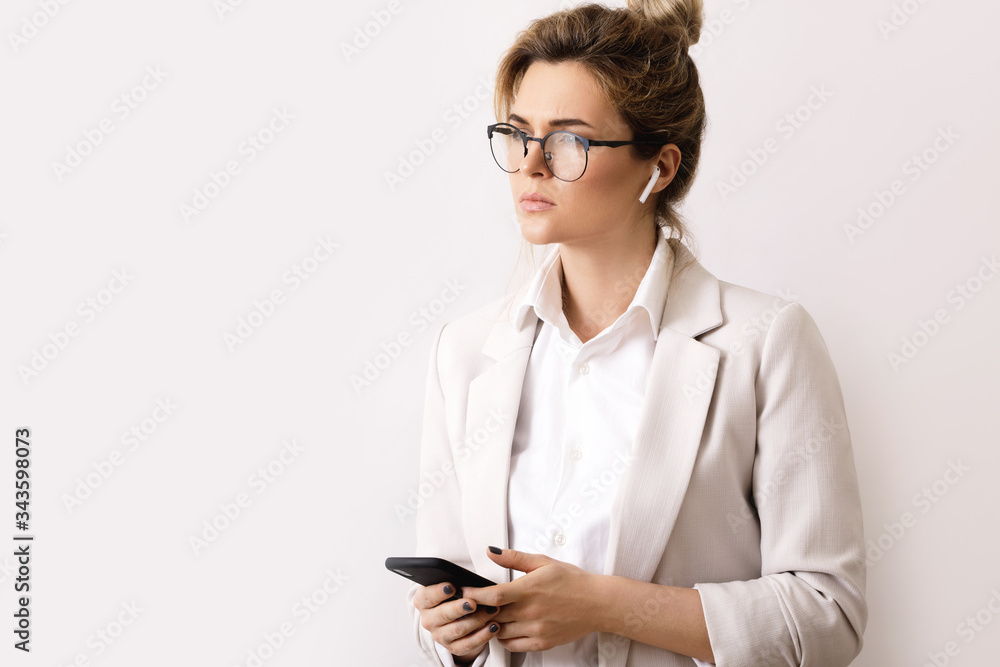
left=517, top=215, right=562, bottom=246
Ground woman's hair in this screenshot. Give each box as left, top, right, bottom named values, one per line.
left=495, top=0, right=707, bottom=316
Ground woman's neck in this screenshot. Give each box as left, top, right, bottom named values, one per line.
left=559, top=223, right=658, bottom=343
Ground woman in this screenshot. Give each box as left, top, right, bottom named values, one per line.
left=406, top=1, right=867, bottom=665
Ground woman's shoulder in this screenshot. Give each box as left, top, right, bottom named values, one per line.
left=710, top=278, right=835, bottom=370
left=716, top=279, right=799, bottom=323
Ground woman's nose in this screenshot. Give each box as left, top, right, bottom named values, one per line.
left=517, top=139, right=550, bottom=177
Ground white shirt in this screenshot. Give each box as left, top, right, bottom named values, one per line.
left=437, top=226, right=711, bottom=666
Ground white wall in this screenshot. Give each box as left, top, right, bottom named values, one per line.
left=1, top=0, right=997, bottom=665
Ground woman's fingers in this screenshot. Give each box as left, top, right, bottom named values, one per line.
left=441, top=607, right=502, bottom=657
left=414, top=582, right=458, bottom=611
left=433, top=594, right=501, bottom=654
left=413, top=583, right=501, bottom=655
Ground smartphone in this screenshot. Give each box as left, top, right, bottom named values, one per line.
left=385, top=557, right=497, bottom=601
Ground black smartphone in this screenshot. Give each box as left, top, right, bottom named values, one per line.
left=385, top=557, right=497, bottom=601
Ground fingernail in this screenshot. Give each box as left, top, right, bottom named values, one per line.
left=462, top=601, right=472, bottom=612
left=443, top=584, right=453, bottom=595
left=488, top=546, right=502, bottom=554
left=483, top=605, right=498, bottom=613
left=490, top=623, right=499, bottom=632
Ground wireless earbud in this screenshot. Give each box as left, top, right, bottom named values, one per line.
left=638, top=166, right=660, bottom=204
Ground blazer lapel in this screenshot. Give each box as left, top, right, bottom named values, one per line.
left=463, top=288, right=537, bottom=589
left=598, top=241, right=723, bottom=666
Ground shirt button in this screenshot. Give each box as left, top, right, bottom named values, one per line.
left=554, top=533, right=566, bottom=546
left=570, top=449, right=583, bottom=461
left=578, top=363, right=589, bottom=375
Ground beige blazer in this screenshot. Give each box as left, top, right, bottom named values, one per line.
left=407, top=239, right=867, bottom=667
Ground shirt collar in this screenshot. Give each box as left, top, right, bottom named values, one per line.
left=514, top=226, right=674, bottom=341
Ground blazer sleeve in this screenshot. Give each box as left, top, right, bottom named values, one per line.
left=694, top=302, right=868, bottom=666
left=404, top=322, right=484, bottom=666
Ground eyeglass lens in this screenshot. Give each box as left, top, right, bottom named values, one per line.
left=490, top=125, right=588, bottom=181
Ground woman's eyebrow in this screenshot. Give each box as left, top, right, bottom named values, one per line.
left=507, top=112, right=594, bottom=129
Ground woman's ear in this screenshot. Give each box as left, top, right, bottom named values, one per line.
left=655, top=143, right=682, bottom=191
left=640, top=145, right=681, bottom=204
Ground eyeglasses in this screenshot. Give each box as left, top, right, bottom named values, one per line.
left=487, top=122, right=669, bottom=182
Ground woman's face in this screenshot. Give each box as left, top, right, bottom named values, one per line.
left=505, top=60, right=663, bottom=248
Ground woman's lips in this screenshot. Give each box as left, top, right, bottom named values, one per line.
left=520, top=199, right=555, bottom=211
left=519, top=193, right=555, bottom=211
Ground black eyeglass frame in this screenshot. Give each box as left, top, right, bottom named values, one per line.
left=487, top=122, right=671, bottom=182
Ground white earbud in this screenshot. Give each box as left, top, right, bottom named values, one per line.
left=638, top=166, right=660, bottom=204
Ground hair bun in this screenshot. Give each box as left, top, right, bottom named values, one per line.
left=627, top=0, right=703, bottom=48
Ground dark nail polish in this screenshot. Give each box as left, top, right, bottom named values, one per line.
left=443, top=584, right=453, bottom=595
left=488, top=545, right=502, bottom=554
left=483, top=605, right=498, bottom=613
left=462, top=601, right=473, bottom=612
left=490, top=623, right=499, bottom=633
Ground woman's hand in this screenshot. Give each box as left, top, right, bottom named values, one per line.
left=461, top=547, right=603, bottom=653
left=412, top=581, right=501, bottom=663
